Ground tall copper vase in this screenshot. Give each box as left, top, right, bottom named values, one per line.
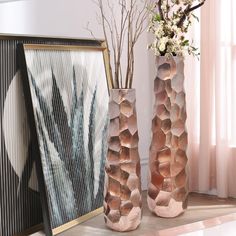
left=147, top=56, right=188, bottom=218
left=104, top=89, right=142, bottom=231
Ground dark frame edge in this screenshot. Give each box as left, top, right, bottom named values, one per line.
left=0, top=33, right=103, bottom=45
left=17, top=43, right=53, bottom=236
left=13, top=224, right=44, bottom=236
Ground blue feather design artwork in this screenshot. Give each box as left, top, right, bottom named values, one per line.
left=24, top=48, right=109, bottom=230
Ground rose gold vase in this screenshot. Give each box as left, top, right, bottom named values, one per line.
left=147, top=56, right=188, bottom=218
left=104, top=89, right=142, bottom=232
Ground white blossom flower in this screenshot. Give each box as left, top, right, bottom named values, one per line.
left=148, top=0, right=205, bottom=57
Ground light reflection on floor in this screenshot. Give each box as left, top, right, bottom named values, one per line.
left=181, top=220, right=236, bottom=236
left=158, top=213, right=236, bottom=236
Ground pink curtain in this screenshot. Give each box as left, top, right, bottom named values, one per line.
left=186, top=0, right=236, bottom=198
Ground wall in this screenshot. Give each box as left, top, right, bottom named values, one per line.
left=0, top=0, right=153, bottom=190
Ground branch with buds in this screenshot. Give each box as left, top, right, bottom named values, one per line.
left=148, top=0, right=206, bottom=57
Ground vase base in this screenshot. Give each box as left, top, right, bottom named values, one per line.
left=104, top=207, right=141, bottom=232
left=147, top=195, right=186, bottom=218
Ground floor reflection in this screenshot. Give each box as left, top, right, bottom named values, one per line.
left=158, top=213, right=236, bottom=236
left=182, top=220, right=236, bottom=236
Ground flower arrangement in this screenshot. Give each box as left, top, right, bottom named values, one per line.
left=148, top=0, right=206, bottom=57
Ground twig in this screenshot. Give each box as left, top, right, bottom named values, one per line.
left=85, top=22, right=97, bottom=40
left=177, top=0, right=206, bottom=28
left=95, top=0, right=150, bottom=89
left=98, top=0, right=115, bottom=88
left=157, top=0, right=164, bottom=21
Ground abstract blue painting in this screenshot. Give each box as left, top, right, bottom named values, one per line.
left=21, top=44, right=109, bottom=235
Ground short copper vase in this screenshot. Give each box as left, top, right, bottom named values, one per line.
left=104, top=89, right=142, bottom=232
left=147, top=56, right=188, bottom=218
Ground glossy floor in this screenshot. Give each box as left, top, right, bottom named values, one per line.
left=31, top=192, right=236, bottom=236
left=159, top=213, right=236, bottom=235
left=181, top=220, right=236, bottom=236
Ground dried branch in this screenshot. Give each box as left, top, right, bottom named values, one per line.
left=92, top=0, right=114, bottom=88
left=117, top=0, right=129, bottom=88
left=157, top=0, right=164, bottom=21
left=168, top=0, right=206, bottom=39
left=107, top=0, right=120, bottom=87
left=134, top=5, right=149, bottom=43
left=177, top=0, right=206, bottom=28
left=125, top=0, right=132, bottom=88
left=95, top=0, right=150, bottom=89
left=99, top=0, right=119, bottom=87
left=85, top=22, right=97, bottom=40
left=128, top=0, right=149, bottom=88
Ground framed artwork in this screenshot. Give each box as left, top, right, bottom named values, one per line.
left=18, top=43, right=110, bottom=235
left=0, top=34, right=106, bottom=236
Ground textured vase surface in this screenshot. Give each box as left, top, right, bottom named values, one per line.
left=104, top=89, right=142, bottom=232
left=147, top=56, right=188, bottom=218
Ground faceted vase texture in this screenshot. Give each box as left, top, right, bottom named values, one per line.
left=104, top=89, right=142, bottom=232
left=147, top=56, right=188, bottom=218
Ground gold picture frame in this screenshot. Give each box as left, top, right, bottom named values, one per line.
left=18, top=42, right=111, bottom=235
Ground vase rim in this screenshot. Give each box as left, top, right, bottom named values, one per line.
left=110, top=88, right=136, bottom=91
left=156, top=55, right=184, bottom=58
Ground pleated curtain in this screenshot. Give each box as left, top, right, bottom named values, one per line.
left=186, top=0, right=236, bottom=198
